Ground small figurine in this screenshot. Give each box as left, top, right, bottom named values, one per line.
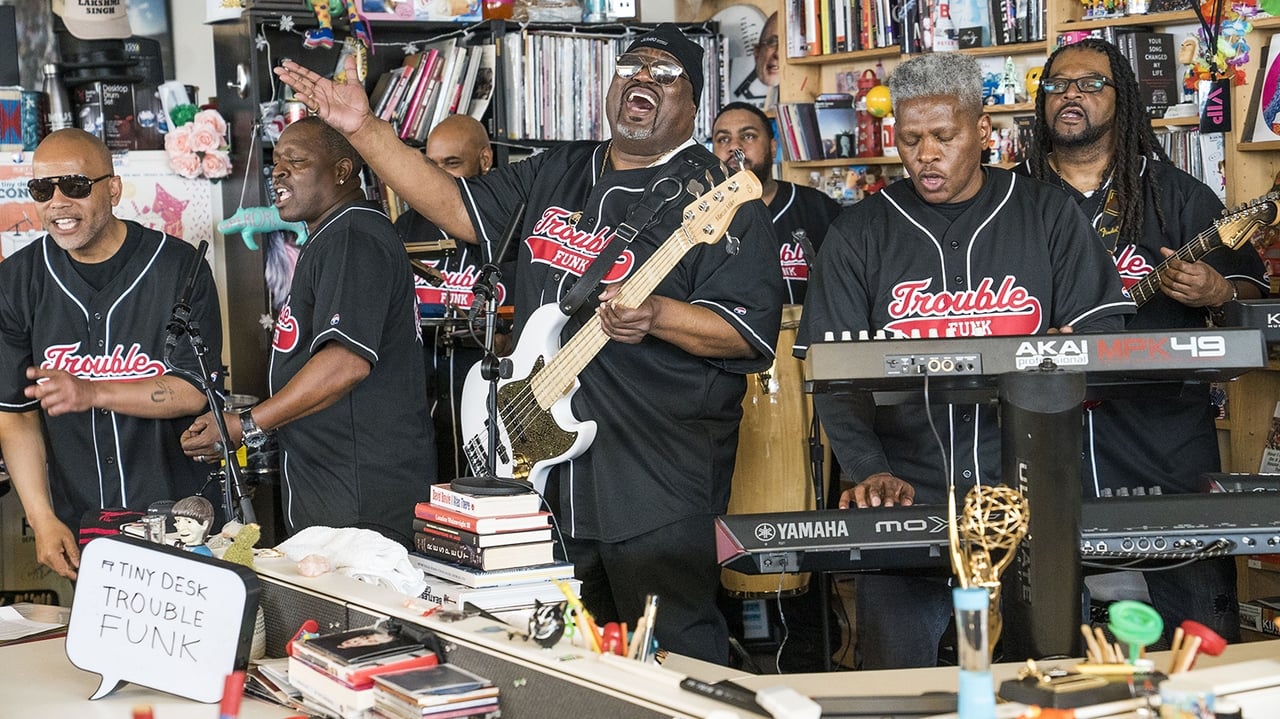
left=170, top=496, right=215, bottom=556
left=1000, top=57, right=1022, bottom=105
left=1180, top=36, right=1202, bottom=104
left=1025, top=66, right=1043, bottom=103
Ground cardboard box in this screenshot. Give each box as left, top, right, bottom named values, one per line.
left=0, top=482, right=74, bottom=606
left=1238, top=596, right=1280, bottom=637
left=72, top=81, right=163, bottom=152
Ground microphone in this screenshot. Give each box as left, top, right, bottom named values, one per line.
left=469, top=202, right=525, bottom=321
left=165, top=240, right=209, bottom=350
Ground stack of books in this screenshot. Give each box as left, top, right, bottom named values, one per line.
left=371, top=664, right=499, bottom=719
left=288, top=626, right=438, bottom=719
left=409, top=484, right=579, bottom=611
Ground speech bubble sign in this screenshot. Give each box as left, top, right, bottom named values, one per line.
left=66, top=535, right=260, bottom=703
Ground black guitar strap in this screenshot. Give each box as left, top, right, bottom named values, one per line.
left=558, top=145, right=723, bottom=316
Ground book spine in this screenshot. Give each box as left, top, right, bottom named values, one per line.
left=428, top=484, right=486, bottom=515
left=413, top=504, right=482, bottom=532
left=413, top=532, right=487, bottom=569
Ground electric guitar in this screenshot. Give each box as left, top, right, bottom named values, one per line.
left=1126, top=192, right=1280, bottom=307
left=458, top=170, right=762, bottom=492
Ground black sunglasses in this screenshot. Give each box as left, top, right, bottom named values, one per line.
left=27, top=173, right=114, bottom=202
left=1039, top=76, right=1115, bottom=94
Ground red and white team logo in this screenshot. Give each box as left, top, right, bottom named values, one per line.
left=414, top=265, right=507, bottom=310
left=1112, top=245, right=1155, bottom=291
left=273, top=304, right=299, bottom=353
left=525, top=206, right=636, bottom=281
left=780, top=242, right=810, bottom=282
left=40, top=342, right=166, bottom=381
left=883, top=275, right=1042, bottom=338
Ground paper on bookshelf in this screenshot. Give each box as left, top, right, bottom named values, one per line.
left=1259, top=401, right=1280, bottom=473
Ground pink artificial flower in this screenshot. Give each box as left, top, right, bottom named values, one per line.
left=190, top=125, right=223, bottom=154
left=170, top=152, right=203, bottom=179
left=165, top=124, right=193, bottom=156
left=193, top=108, right=229, bottom=137
left=202, top=150, right=233, bottom=179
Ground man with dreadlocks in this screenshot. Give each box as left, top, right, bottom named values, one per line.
left=1021, top=38, right=1268, bottom=645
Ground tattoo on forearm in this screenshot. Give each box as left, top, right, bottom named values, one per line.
left=150, top=379, right=175, bottom=404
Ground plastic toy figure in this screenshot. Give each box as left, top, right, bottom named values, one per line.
left=171, top=496, right=215, bottom=556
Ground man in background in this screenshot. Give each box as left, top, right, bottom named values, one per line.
left=0, top=128, right=221, bottom=579
left=1023, top=38, right=1268, bottom=643
left=395, top=114, right=510, bottom=481
left=796, top=53, right=1132, bottom=668
left=712, top=101, right=838, bottom=305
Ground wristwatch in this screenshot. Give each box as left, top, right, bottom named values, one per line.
left=239, top=408, right=271, bottom=450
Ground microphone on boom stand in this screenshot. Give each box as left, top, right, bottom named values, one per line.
left=451, top=202, right=530, bottom=497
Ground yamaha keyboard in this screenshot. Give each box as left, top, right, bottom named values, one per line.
left=715, top=492, right=1280, bottom=575
left=804, top=328, right=1267, bottom=392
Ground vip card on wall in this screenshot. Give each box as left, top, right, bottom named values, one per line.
left=65, top=535, right=260, bottom=703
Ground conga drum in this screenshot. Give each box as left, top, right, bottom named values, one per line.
left=722, top=305, right=828, bottom=597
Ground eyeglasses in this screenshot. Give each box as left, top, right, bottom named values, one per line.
left=755, top=36, right=779, bottom=50
left=27, top=174, right=114, bottom=202
left=1039, top=76, right=1115, bottom=94
left=614, top=53, right=685, bottom=85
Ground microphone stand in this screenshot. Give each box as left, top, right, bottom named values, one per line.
left=163, top=243, right=257, bottom=526
left=451, top=203, right=530, bottom=497
left=165, top=319, right=256, bottom=525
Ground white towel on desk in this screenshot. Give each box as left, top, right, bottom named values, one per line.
left=276, top=526, right=427, bottom=598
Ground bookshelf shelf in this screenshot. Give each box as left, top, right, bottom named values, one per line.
left=1151, top=115, right=1200, bottom=128
left=1237, top=140, right=1280, bottom=152
left=1057, top=10, right=1198, bottom=31
left=788, top=45, right=901, bottom=65
left=788, top=156, right=902, bottom=167
left=1248, top=14, right=1280, bottom=30
left=984, top=102, right=1036, bottom=114
left=958, top=41, right=1050, bottom=58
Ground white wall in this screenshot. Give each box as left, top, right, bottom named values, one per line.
left=169, top=3, right=229, bottom=366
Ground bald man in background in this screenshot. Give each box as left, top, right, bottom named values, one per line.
left=395, top=115, right=510, bottom=481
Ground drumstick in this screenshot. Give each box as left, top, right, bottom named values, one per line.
left=1093, top=627, right=1114, bottom=662
left=1168, top=626, right=1186, bottom=674
left=1081, top=624, right=1103, bottom=663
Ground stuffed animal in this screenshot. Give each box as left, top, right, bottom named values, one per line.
left=219, top=205, right=308, bottom=250
left=305, top=0, right=372, bottom=51
left=222, top=522, right=261, bottom=568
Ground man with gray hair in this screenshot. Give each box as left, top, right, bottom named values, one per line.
left=794, top=53, right=1133, bottom=668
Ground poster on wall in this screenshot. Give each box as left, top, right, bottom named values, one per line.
left=0, top=150, right=213, bottom=262
left=715, top=4, right=772, bottom=109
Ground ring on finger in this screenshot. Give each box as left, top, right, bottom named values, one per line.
left=195, top=455, right=206, bottom=463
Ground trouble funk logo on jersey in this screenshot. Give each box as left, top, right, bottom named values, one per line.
left=273, top=304, right=299, bottom=353
left=41, top=342, right=166, bottom=380
left=884, top=275, right=1042, bottom=338
left=780, top=242, right=810, bottom=282
left=1112, top=245, right=1155, bottom=291
left=413, top=265, right=507, bottom=309
left=525, top=206, right=636, bottom=280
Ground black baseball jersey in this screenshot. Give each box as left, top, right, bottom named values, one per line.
left=459, top=141, right=784, bottom=541
left=270, top=202, right=434, bottom=541
left=794, top=169, right=1134, bottom=505
left=0, top=222, right=222, bottom=528
left=768, top=181, right=841, bottom=305
left=1022, top=160, right=1270, bottom=496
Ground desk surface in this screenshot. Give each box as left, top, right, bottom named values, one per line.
left=0, top=636, right=297, bottom=718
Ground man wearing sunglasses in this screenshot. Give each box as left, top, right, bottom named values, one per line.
left=0, top=128, right=222, bottom=580
left=276, top=24, right=782, bottom=665
left=1021, top=39, right=1267, bottom=646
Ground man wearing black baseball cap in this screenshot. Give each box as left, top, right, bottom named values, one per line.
left=277, top=26, right=782, bottom=664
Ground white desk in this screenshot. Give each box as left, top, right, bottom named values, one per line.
left=0, top=636, right=298, bottom=718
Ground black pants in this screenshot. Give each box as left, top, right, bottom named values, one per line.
left=559, top=513, right=730, bottom=665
